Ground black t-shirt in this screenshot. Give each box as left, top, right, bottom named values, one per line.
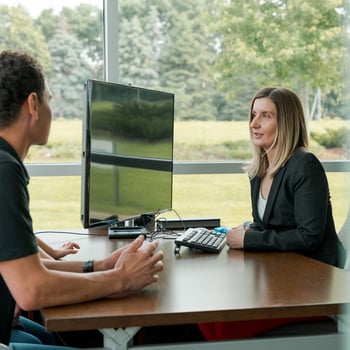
left=0, top=136, right=38, bottom=344
left=0, top=137, right=38, bottom=260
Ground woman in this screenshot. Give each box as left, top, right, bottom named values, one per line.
left=199, top=86, right=345, bottom=340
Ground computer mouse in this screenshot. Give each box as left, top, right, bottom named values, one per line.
left=213, top=227, right=229, bottom=234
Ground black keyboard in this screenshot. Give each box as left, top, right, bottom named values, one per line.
left=174, top=227, right=226, bottom=254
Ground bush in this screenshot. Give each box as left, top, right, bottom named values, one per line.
left=310, top=127, right=350, bottom=149
left=174, top=139, right=252, bottom=160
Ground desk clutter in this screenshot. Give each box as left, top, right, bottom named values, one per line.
left=108, top=224, right=227, bottom=255
left=105, top=210, right=224, bottom=254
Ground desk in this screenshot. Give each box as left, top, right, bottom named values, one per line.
left=39, top=231, right=350, bottom=350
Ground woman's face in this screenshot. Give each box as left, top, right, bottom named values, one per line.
left=250, top=97, right=278, bottom=152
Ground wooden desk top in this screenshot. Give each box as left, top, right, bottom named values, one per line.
left=39, top=231, right=350, bottom=332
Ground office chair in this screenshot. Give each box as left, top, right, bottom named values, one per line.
left=336, top=205, right=350, bottom=340
left=0, top=276, right=15, bottom=346
left=338, top=206, right=350, bottom=269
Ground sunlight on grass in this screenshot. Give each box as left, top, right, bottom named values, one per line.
left=27, top=119, right=350, bottom=232
left=29, top=172, right=350, bottom=233
left=29, top=177, right=82, bottom=231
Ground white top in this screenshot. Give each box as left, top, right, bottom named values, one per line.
left=257, top=190, right=267, bottom=220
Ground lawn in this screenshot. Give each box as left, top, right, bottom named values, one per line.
left=28, top=118, right=350, bottom=232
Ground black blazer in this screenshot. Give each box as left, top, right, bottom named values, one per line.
left=244, top=149, right=345, bottom=267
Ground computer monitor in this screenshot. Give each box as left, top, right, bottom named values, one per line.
left=81, top=79, right=174, bottom=228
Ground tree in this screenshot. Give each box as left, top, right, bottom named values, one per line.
left=118, top=15, right=160, bottom=88
left=37, top=4, right=104, bottom=79
left=156, top=1, right=218, bottom=120
left=0, top=5, right=51, bottom=71
left=47, top=24, right=94, bottom=119
left=116, top=1, right=222, bottom=120
left=35, top=8, right=57, bottom=42
left=61, top=4, right=103, bottom=68
left=212, top=0, right=347, bottom=119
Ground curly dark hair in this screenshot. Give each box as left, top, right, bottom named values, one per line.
left=0, top=50, right=45, bottom=128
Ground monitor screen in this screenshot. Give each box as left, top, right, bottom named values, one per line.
left=81, top=79, right=174, bottom=228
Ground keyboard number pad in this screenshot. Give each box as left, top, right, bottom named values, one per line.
left=174, top=227, right=226, bottom=254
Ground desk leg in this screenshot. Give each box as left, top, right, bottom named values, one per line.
left=99, top=327, right=140, bottom=350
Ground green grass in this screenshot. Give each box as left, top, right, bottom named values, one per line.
left=26, top=118, right=83, bottom=162
left=28, top=118, right=350, bottom=232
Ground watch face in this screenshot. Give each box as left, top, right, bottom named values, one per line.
left=83, top=259, right=94, bottom=273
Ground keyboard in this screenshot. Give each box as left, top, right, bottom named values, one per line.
left=174, top=227, right=226, bottom=254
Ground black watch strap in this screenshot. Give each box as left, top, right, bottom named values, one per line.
left=83, top=259, right=94, bottom=273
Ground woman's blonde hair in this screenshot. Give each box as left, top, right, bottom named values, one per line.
left=246, top=87, right=309, bottom=179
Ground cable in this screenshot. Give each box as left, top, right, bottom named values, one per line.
left=34, top=230, right=99, bottom=236
left=148, top=208, right=185, bottom=241
left=35, top=208, right=186, bottom=241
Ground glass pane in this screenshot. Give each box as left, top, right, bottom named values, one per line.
left=26, top=119, right=82, bottom=163
left=117, top=1, right=349, bottom=162
left=29, top=176, right=81, bottom=230
left=29, top=172, right=350, bottom=232
left=2, top=0, right=349, bottom=232
left=172, top=172, right=350, bottom=233
left=0, top=0, right=103, bottom=163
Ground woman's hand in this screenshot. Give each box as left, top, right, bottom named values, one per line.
left=226, top=225, right=246, bottom=249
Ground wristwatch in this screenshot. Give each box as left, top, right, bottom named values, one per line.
left=83, top=259, right=94, bottom=273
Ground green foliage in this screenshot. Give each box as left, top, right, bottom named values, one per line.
left=212, top=0, right=347, bottom=117
left=311, top=127, right=350, bottom=150
left=48, top=28, right=94, bottom=119
left=119, top=16, right=160, bottom=88
left=0, top=1, right=349, bottom=122
left=35, top=9, right=57, bottom=42
left=154, top=2, right=218, bottom=121
left=0, top=5, right=51, bottom=70
left=61, top=4, right=103, bottom=65
left=91, top=99, right=173, bottom=142
left=175, top=140, right=252, bottom=160
left=90, top=166, right=171, bottom=218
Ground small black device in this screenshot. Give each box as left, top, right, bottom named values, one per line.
left=108, top=226, right=148, bottom=239
left=174, top=227, right=226, bottom=254
left=157, top=217, right=221, bottom=230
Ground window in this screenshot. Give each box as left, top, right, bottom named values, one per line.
left=0, top=0, right=102, bottom=228
left=0, top=0, right=349, bottom=230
